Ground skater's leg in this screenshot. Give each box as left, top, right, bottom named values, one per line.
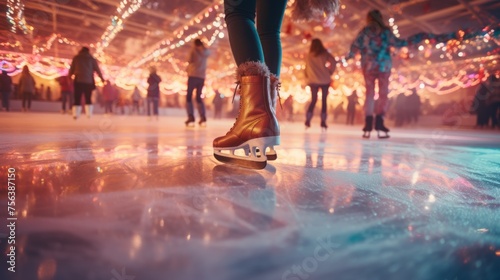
left=186, top=77, right=196, bottom=124
left=320, top=84, right=329, bottom=115
left=256, top=0, right=287, bottom=76
left=224, top=0, right=263, bottom=66
left=320, top=84, right=329, bottom=129
left=195, top=77, right=206, bottom=124
left=363, top=71, right=376, bottom=116
left=375, top=72, right=390, bottom=115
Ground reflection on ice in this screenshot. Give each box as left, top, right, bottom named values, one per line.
left=0, top=114, right=499, bottom=280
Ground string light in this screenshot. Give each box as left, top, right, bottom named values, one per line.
left=129, top=3, right=223, bottom=68
left=0, top=41, right=22, bottom=49
left=6, top=0, right=32, bottom=34
left=32, top=33, right=81, bottom=55
left=95, top=0, right=144, bottom=61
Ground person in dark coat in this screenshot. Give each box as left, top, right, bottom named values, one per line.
left=346, top=90, right=359, bottom=125
left=18, top=66, right=36, bottom=112
left=212, top=89, right=224, bottom=119
left=56, top=75, right=74, bottom=114
left=69, top=47, right=104, bottom=119
left=0, top=70, right=13, bottom=111
left=486, top=73, right=500, bottom=128
left=472, top=82, right=490, bottom=128
left=147, top=66, right=161, bottom=120
left=407, top=88, right=421, bottom=124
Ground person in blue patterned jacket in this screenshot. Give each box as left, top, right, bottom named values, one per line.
left=347, top=9, right=454, bottom=138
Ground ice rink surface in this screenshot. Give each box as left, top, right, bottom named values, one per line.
left=0, top=112, right=499, bottom=280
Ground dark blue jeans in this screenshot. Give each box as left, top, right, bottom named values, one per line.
left=224, top=0, right=287, bottom=76
left=74, top=82, right=93, bottom=105
left=307, top=84, right=330, bottom=114
left=186, top=77, right=205, bottom=103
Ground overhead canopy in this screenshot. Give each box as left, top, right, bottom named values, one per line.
left=1, top=0, right=499, bottom=97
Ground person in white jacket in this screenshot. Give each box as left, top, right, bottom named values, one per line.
left=185, top=39, right=210, bottom=126
left=304, top=38, right=336, bottom=130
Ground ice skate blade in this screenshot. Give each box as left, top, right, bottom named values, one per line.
left=213, top=153, right=267, bottom=170
left=266, top=152, right=277, bottom=161
left=256, top=147, right=277, bottom=161
left=377, top=132, right=390, bottom=139
left=213, top=136, right=279, bottom=169
left=362, top=132, right=370, bottom=139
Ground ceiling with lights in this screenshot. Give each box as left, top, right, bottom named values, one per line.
left=1, top=0, right=499, bottom=100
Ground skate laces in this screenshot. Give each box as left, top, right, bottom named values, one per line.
left=276, top=81, right=283, bottom=109
left=231, top=82, right=240, bottom=104
left=229, top=82, right=242, bottom=132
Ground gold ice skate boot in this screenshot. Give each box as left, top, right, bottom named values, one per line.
left=213, top=62, right=280, bottom=169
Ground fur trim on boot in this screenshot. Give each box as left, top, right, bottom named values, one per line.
left=291, top=0, right=340, bottom=21
left=236, top=61, right=270, bottom=82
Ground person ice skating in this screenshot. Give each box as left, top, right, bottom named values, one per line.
left=131, top=86, right=142, bottom=115
left=284, top=95, right=294, bottom=122
left=214, top=0, right=339, bottom=169
left=407, top=88, right=421, bottom=125
left=147, top=66, right=161, bottom=120
left=102, top=80, right=118, bottom=114
left=56, top=75, right=73, bottom=114
left=185, top=39, right=210, bottom=126
left=46, top=86, right=52, bottom=101
left=472, top=81, right=490, bottom=128
left=18, top=66, right=36, bottom=112
left=394, top=92, right=408, bottom=127
left=304, top=38, right=337, bottom=130
left=69, top=47, right=104, bottom=119
left=0, top=70, right=13, bottom=111
left=346, top=90, right=359, bottom=125
left=346, top=9, right=455, bottom=138
left=486, top=72, right=500, bottom=129
left=212, top=89, right=224, bottom=119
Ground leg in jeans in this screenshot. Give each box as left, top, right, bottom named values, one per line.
left=194, top=77, right=206, bottom=119
left=186, top=77, right=195, bottom=117
left=256, top=0, right=287, bottom=76
left=376, top=72, right=391, bottom=115
left=74, top=82, right=83, bottom=106
left=320, top=85, right=329, bottom=114
left=84, top=85, right=93, bottom=105
left=224, top=0, right=263, bottom=65
left=307, top=84, right=319, bottom=113
left=224, top=0, right=287, bottom=73
left=363, top=71, right=377, bottom=116
left=194, top=78, right=204, bottom=103
left=320, top=85, right=329, bottom=126
left=61, top=92, right=67, bottom=111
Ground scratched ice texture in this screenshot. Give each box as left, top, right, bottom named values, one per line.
left=0, top=113, right=499, bottom=280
